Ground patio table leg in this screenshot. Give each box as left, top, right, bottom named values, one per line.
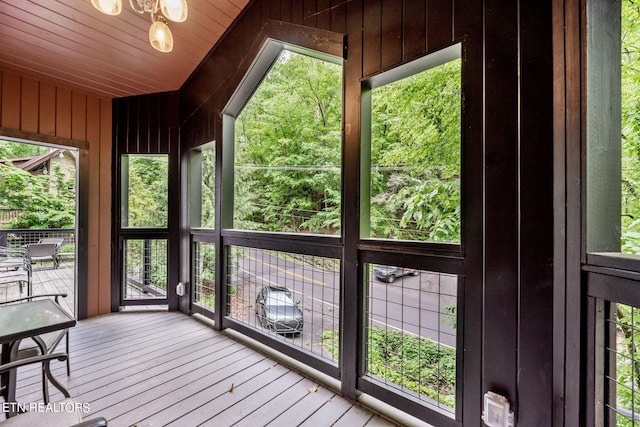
left=1, top=340, right=23, bottom=417
left=0, top=342, right=8, bottom=401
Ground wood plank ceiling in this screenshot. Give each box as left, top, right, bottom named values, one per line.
left=0, top=0, right=249, bottom=99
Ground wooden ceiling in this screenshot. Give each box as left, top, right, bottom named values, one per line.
left=0, top=0, right=249, bottom=99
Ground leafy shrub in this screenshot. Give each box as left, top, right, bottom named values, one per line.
left=615, top=304, right=640, bottom=426
left=322, top=327, right=456, bottom=408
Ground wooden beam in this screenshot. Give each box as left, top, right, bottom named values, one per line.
left=0, top=126, right=89, bottom=150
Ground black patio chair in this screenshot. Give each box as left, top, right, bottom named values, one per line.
left=0, top=353, right=107, bottom=426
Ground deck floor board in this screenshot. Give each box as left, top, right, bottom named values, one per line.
left=16, top=314, right=208, bottom=397
left=266, top=384, right=339, bottom=426
left=232, top=374, right=318, bottom=426
left=4, top=311, right=401, bottom=426
left=202, top=370, right=305, bottom=426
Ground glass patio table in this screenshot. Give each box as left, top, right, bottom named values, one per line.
left=0, top=299, right=75, bottom=414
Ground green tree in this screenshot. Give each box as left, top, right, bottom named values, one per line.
left=0, top=163, right=75, bottom=229
left=201, top=149, right=215, bottom=228
left=370, top=59, right=462, bottom=242
left=126, top=155, right=168, bottom=227
left=610, top=4, right=640, bottom=425
left=622, top=0, right=640, bottom=254
left=234, top=51, right=342, bottom=234
left=0, top=140, right=46, bottom=159
left=232, top=50, right=460, bottom=241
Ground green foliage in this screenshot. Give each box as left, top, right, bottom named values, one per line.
left=370, top=59, right=462, bottom=242
left=125, top=239, right=167, bottom=291
left=622, top=0, right=640, bottom=254
left=195, top=265, right=215, bottom=308
left=614, top=304, right=640, bottom=426
left=0, top=162, right=75, bottom=229
left=195, top=243, right=216, bottom=308
left=200, top=149, right=215, bottom=229
left=197, top=292, right=215, bottom=308
left=322, top=327, right=456, bottom=408
left=231, top=49, right=461, bottom=240
left=442, top=305, right=457, bottom=329
left=234, top=51, right=342, bottom=234
left=0, top=140, right=46, bottom=159
left=126, top=155, right=168, bottom=228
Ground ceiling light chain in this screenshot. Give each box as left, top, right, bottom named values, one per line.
left=90, top=0, right=188, bottom=53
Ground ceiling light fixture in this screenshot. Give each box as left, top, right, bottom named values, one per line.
left=90, top=0, right=188, bottom=53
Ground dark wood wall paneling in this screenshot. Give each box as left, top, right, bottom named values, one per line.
left=553, top=0, right=583, bottom=424
left=452, top=0, right=483, bottom=423
left=518, top=1, right=554, bottom=425
left=112, top=91, right=181, bottom=311
left=342, top=0, right=364, bottom=403
left=403, top=0, right=426, bottom=62
left=482, top=0, right=520, bottom=416
left=115, top=92, right=180, bottom=154
left=113, top=0, right=557, bottom=425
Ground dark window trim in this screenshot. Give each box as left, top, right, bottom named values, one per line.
left=360, top=249, right=464, bottom=276
left=119, top=234, right=170, bottom=306
left=120, top=153, right=170, bottom=230
left=223, top=229, right=342, bottom=258
left=222, top=40, right=345, bottom=233
left=357, top=43, right=467, bottom=421
left=359, top=43, right=463, bottom=251
left=359, top=238, right=461, bottom=258
left=586, top=253, right=640, bottom=274
left=184, top=19, right=476, bottom=426
left=584, top=269, right=640, bottom=425
left=222, top=317, right=341, bottom=379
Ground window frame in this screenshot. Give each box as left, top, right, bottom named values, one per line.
left=120, top=153, right=170, bottom=229
left=360, top=43, right=463, bottom=253
left=583, top=1, right=640, bottom=425
left=221, top=39, right=344, bottom=236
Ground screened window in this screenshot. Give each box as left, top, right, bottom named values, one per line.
left=586, top=0, right=640, bottom=257
left=121, top=154, right=168, bottom=228
left=586, top=2, right=640, bottom=425
left=232, top=49, right=343, bottom=235
left=364, top=264, right=458, bottom=414
left=363, top=45, right=461, bottom=243
left=123, top=238, right=167, bottom=300
left=227, top=246, right=340, bottom=364
left=193, top=241, right=215, bottom=310
left=190, top=144, right=215, bottom=229
left=621, top=2, right=640, bottom=255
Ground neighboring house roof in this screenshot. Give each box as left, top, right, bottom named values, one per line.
left=0, top=149, right=74, bottom=172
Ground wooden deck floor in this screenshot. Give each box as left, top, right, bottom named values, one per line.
left=0, top=262, right=75, bottom=316
left=6, top=311, right=400, bottom=427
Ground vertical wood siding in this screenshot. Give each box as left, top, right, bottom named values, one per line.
left=122, top=0, right=555, bottom=424
left=111, top=92, right=181, bottom=310
left=180, top=0, right=460, bottom=129
left=113, top=92, right=179, bottom=155
left=0, top=68, right=112, bottom=318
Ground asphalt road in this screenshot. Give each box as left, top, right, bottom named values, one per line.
left=231, top=247, right=458, bottom=351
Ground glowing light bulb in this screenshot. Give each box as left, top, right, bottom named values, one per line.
left=149, top=20, right=173, bottom=53
left=91, top=0, right=122, bottom=15
left=160, top=0, right=188, bottom=22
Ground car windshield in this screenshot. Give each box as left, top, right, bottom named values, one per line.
left=265, top=291, right=294, bottom=306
